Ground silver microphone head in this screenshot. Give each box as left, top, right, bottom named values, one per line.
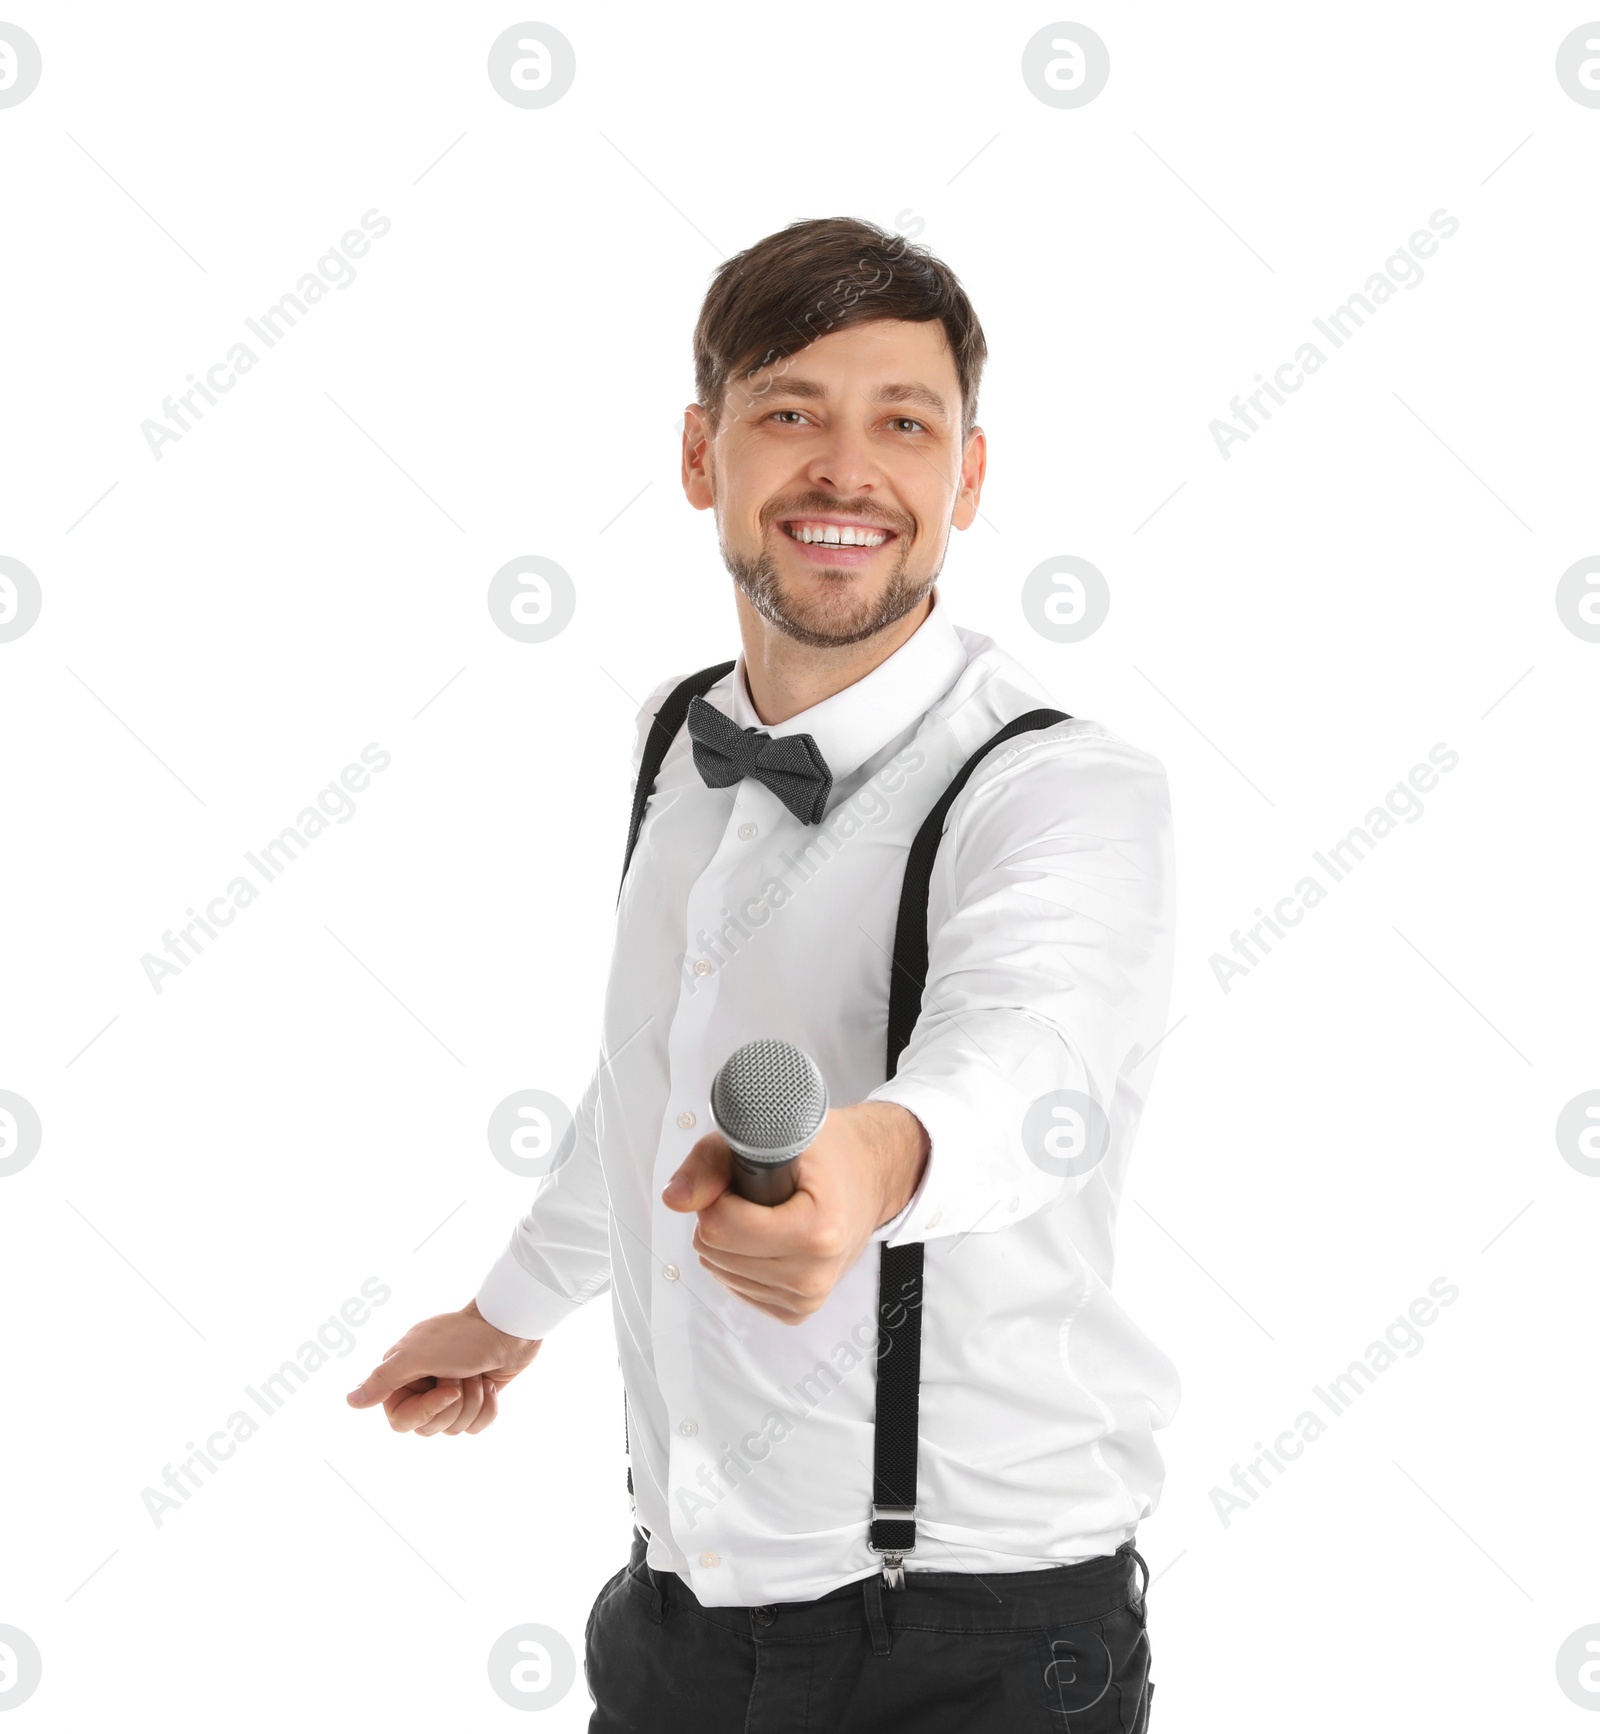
left=710, top=1038, right=828, bottom=1166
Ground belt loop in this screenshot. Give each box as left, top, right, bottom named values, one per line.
left=640, top=1566, right=666, bottom=1625
left=630, top=1574, right=662, bottom=1623
left=628, top=1525, right=668, bottom=1624
left=862, top=1569, right=893, bottom=1658
left=628, top=1546, right=666, bottom=1625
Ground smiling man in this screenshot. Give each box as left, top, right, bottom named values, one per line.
left=348, top=216, right=1178, bottom=1732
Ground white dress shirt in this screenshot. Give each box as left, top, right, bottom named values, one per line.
left=475, top=589, right=1181, bottom=1607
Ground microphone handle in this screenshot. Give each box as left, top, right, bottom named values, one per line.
left=728, top=1152, right=800, bottom=1206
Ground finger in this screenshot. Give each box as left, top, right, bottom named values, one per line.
left=384, top=1380, right=450, bottom=1432
left=697, top=1258, right=804, bottom=1323
left=694, top=1240, right=812, bottom=1299
left=661, top=1132, right=733, bottom=1212
left=386, top=1378, right=463, bottom=1433
left=440, top=1376, right=487, bottom=1436
left=465, top=1380, right=501, bottom=1435
left=415, top=1397, right=464, bottom=1437
left=416, top=1374, right=474, bottom=1436
left=694, top=1181, right=823, bottom=1258
left=692, top=1220, right=814, bottom=1285
left=380, top=1375, right=434, bottom=1425
left=348, top=1344, right=435, bottom=1410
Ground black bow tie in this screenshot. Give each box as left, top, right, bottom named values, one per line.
left=684, top=695, right=833, bottom=824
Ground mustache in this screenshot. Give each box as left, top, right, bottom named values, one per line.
left=765, top=502, right=910, bottom=535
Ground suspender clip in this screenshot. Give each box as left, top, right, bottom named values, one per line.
left=868, top=1503, right=916, bottom=1589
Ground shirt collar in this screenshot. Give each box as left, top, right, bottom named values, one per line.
left=726, top=588, right=966, bottom=783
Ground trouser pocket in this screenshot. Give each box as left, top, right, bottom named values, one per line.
left=1037, top=1596, right=1150, bottom=1731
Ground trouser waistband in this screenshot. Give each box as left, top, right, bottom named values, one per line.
left=623, top=1525, right=1148, bottom=1659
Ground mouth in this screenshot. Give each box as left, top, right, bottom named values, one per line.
left=776, top=515, right=901, bottom=567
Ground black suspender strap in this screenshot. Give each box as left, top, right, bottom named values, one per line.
left=619, top=661, right=733, bottom=1505
left=618, top=661, right=736, bottom=896
left=868, top=706, right=1070, bottom=1587
left=884, top=710, right=1072, bottom=1066
left=611, top=665, right=1071, bottom=1585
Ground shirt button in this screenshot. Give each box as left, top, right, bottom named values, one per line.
left=738, top=822, right=758, bottom=841
left=693, top=958, right=713, bottom=977
left=677, top=1110, right=697, bottom=1130
left=1007, top=1196, right=1019, bottom=1211
left=924, top=1210, right=942, bottom=1229
left=679, top=1419, right=698, bottom=1436
left=662, top=1263, right=680, bottom=1281
left=700, top=1551, right=720, bottom=1568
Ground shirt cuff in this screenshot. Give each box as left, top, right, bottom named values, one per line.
left=863, top=1087, right=961, bottom=1246
left=867, top=1073, right=1052, bottom=1247
left=474, top=1241, right=606, bottom=1341
left=869, top=1140, right=930, bottom=1244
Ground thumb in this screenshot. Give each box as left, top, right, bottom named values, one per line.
left=662, top=1132, right=733, bottom=1211
left=347, top=1346, right=450, bottom=1409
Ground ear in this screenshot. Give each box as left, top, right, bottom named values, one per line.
left=950, top=426, right=987, bottom=531
left=682, top=404, right=715, bottom=511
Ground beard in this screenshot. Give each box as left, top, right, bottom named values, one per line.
left=721, top=521, right=939, bottom=650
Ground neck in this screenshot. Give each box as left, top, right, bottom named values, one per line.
left=736, top=592, right=933, bottom=725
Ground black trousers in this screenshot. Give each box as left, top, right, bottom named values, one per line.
left=584, top=1526, right=1154, bottom=1732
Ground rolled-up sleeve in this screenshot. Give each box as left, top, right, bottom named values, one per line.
left=867, top=722, right=1175, bottom=1247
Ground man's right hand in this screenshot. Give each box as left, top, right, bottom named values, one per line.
left=346, top=1299, right=543, bottom=1435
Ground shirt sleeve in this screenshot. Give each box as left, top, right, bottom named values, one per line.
left=474, top=1065, right=612, bottom=1340
left=866, top=721, right=1175, bottom=1248
left=474, top=673, right=685, bottom=1340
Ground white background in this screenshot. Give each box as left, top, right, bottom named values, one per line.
left=2, top=2, right=1597, bottom=1727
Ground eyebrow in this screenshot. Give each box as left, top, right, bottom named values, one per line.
left=754, top=376, right=951, bottom=419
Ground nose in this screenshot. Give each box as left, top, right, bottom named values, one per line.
left=803, top=416, right=881, bottom=499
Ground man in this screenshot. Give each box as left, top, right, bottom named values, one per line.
left=348, top=215, right=1178, bottom=1731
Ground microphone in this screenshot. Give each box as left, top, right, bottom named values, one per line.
left=710, top=1038, right=828, bottom=1206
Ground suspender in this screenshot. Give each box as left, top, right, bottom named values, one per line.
left=618, top=662, right=733, bottom=1499
left=616, top=661, right=1070, bottom=1584
left=870, top=705, right=1068, bottom=1586
left=618, top=660, right=735, bottom=895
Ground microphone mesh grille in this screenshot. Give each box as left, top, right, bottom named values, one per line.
left=710, top=1038, right=827, bottom=1162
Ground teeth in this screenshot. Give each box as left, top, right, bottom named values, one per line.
left=787, top=522, right=889, bottom=547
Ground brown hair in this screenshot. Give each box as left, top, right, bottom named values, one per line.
left=692, top=216, right=987, bottom=445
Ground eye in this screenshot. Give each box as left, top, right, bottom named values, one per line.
left=766, top=409, right=809, bottom=425
left=888, top=416, right=927, bottom=434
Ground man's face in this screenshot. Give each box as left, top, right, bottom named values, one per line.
left=682, top=318, right=986, bottom=649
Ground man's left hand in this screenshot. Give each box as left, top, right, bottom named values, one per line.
left=661, top=1103, right=930, bottom=1324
